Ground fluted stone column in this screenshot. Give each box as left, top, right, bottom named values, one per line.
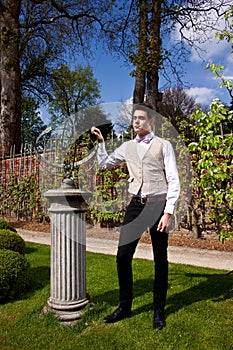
left=44, top=188, right=91, bottom=322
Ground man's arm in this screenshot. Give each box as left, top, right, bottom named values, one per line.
left=91, top=126, right=126, bottom=169
left=162, top=140, right=180, bottom=215
left=157, top=140, right=180, bottom=232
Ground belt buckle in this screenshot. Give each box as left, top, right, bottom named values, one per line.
left=141, top=197, right=147, bottom=204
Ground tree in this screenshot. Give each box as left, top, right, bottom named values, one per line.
left=185, top=6, right=233, bottom=240
left=158, top=87, right=199, bottom=142
left=206, top=6, right=233, bottom=131
left=76, top=105, right=113, bottom=138
left=0, top=0, right=129, bottom=157
left=132, top=0, right=148, bottom=104
left=128, top=1, right=232, bottom=109
left=1, top=1, right=232, bottom=157
left=21, top=95, right=46, bottom=147
left=0, top=1, right=21, bottom=157
left=48, top=64, right=101, bottom=128
left=146, top=0, right=162, bottom=109
left=130, top=0, right=163, bottom=109
left=207, top=6, right=233, bottom=105
left=188, top=100, right=233, bottom=242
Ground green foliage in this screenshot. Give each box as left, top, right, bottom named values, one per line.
left=207, top=9, right=233, bottom=104
left=215, top=6, right=233, bottom=49
left=158, top=87, right=199, bottom=144
left=0, top=249, right=30, bottom=302
left=206, top=61, right=233, bottom=99
left=87, top=136, right=129, bottom=227
left=88, top=164, right=129, bottom=227
left=1, top=174, right=46, bottom=222
left=48, top=64, right=101, bottom=127
left=188, top=99, right=233, bottom=242
left=21, top=95, right=47, bottom=147
left=0, top=218, right=17, bottom=232
left=0, top=229, right=26, bottom=255
left=19, top=1, right=122, bottom=104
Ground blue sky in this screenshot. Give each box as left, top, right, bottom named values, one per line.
left=86, top=47, right=232, bottom=107
left=82, top=12, right=232, bottom=108
left=40, top=3, right=232, bottom=123
left=90, top=2, right=233, bottom=108
left=89, top=52, right=134, bottom=104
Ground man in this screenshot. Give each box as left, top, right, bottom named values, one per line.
left=91, top=102, right=180, bottom=330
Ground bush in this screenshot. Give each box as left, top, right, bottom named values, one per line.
left=0, top=229, right=26, bottom=255
left=0, top=219, right=17, bottom=232
left=0, top=249, right=30, bottom=302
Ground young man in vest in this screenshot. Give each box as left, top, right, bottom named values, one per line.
left=91, top=102, right=180, bottom=330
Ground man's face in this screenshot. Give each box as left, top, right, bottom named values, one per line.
left=132, top=109, right=154, bottom=136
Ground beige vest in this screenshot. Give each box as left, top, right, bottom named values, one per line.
left=125, top=137, right=168, bottom=195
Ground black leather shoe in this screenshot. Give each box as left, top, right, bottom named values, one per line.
left=153, top=310, right=166, bottom=330
left=104, top=306, right=132, bottom=323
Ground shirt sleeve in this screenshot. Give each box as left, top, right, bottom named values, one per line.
left=162, top=140, right=180, bottom=214
left=97, top=141, right=127, bottom=169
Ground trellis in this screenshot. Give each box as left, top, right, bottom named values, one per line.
left=0, top=145, right=44, bottom=219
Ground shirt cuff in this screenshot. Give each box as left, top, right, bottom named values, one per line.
left=164, top=202, right=175, bottom=215
left=98, top=142, right=106, bottom=152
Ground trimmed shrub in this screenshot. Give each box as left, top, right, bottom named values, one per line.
left=0, top=249, right=30, bottom=302
left=0, top=219, right=17, bottom=232
left=0, top=229, right=26, bottom=255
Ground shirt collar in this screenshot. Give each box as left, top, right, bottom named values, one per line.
left=135, top=132, right=154, bottom=142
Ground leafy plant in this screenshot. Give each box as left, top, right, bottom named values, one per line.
left=0, top=229, right=26, bottom=255
left=1, top=173, right=46, bottom=221
left=0, top=218, right=17, bottom=232
left=88, top=164, right=129, bottom=227
left=0, top=249, right=30, bottom=302
left=188, top=99, right=233, bottom=242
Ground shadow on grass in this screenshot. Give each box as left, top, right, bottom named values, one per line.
left=92, top=278, right=154, bottom=308
left=18, top=266, right=50, bottom=302
left=29, top=266, right=50, bottom=290
left=92, top=272, right=233, bottom=318
left=26, top=246, right=38, bottom=254
left=165, top=272, right=233, bottom=316
left=0, top=266, right=50, bottom=305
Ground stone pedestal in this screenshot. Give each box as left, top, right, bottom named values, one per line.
left=44, top=187, right=91, bottom=322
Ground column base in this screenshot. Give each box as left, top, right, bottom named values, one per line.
left=47, top=296, right=89, bottom=310
left=43, top=298, right=90, bottom=324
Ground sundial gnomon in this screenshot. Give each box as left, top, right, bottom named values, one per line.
left=36, top=116, right=98, bottom=187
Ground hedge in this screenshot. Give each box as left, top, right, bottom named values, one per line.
left=0, top=249, right=30, bottom=302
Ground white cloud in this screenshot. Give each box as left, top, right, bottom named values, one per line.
left=171, top=1, right=232, bottom=62
left=224, top=54, right=233, bottom=76
left=190, top=40, right=229, bottom=62
left=185, top=87, right=216, bottom=104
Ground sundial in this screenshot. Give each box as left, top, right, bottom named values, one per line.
left=35, top=115, right=98, bottom=189
left=37, top=115, right=97, bottom=322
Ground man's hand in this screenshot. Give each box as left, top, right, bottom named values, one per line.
left=157, top=213, right=171, bottom=232
left=91, top=126, right=104, bottom=143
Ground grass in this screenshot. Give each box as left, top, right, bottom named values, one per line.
left=0, top=242, right=233, bottom=350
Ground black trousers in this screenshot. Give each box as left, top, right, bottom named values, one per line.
left=116, top=199, right=168, bottom=311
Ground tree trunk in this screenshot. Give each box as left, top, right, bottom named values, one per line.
left=133, top=0, right=148, bottom=104
left=146, top=0, right=162, bottom=111
left=0, top=1, right=21, bottom=157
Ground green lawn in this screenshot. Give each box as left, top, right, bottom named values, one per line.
left=0, top=242, right=232, bottom=350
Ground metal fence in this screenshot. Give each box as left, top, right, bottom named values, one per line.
left=0, top=146, right=43, bottom=220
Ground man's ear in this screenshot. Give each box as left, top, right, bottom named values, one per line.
left=149, top=117, right=155, bottom=126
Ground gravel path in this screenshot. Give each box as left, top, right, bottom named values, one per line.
left=18, top=228, right=233, bottom=271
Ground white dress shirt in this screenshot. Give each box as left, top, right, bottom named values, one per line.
left=97, top=132, right=180, bottom=214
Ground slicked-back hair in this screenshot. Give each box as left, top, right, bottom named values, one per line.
left=132, top=102, right=154, bottom=120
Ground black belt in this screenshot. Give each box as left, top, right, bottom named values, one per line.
left=131, top=194, right=167, bottom=204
